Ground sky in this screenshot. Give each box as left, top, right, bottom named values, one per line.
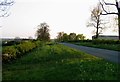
left=1, top=0, right=119, bottom=39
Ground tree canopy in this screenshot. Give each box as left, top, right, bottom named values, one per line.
left=56, top=32, right=85, bottom=42
left=36, top=22, right=50, bottom=41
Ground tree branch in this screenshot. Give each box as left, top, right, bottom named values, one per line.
left=100, top=0, right=118, bottom=15
left=102, top=0, right=116, bottom=6
left=0, top=0, right=14, bottom=17
left=100, top=1, right=108, bottom=14
left=101, top=12, right=118, bottom=15
left=0, top=1, right=14, bottom=6
left=0, top=12, right=9, bottom=17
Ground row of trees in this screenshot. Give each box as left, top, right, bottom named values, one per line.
left=35, top=22, right=86, bottom=42
left=56, top=32, right=85, bottom=42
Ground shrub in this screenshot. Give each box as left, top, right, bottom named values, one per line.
left=16, top=41, right=36, bottom=55
left=2, top=46, right=19, bottom=62
left=34, top=40, right=41, bottom=47
left=68, top=39, right=120, bottom=44
left=2, top=41, right=40, bottom=63
left=92, top=39, right=120, bottom=45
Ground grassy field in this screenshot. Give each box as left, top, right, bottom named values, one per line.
left=70, top=42, right=120, bottom=51
left=2, top=43, right=119, bottom=80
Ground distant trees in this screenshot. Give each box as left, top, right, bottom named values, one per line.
left=0, top=0, right=14, bottom=17
left=36, top=22, right=50, bottom=41
left=76, top=34, right=85, bottom=40
left=69, top=33, right=76, bottom=41
left=63, top=33, right=69, bottom=41
left=28, top=36, right=33, bottom=40
left=87, top=3, right=106, bottom=39
left=56, top=32, right=86, bottom=42
left=14, top=37, right=21, bottom=42
left=14, top=37, right=20, bottom=40
left=57, top=32, right=64, bottom=42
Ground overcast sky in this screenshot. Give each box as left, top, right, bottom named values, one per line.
left=1, top=0, right=118, bottom=39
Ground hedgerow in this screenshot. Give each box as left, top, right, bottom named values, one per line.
left=92, top=39, right=120, bottom=44
left=67, top=39, right=120, bottom=51
left=67, top=39, right=120, bottom=45
left=2, top=40, right=41, bottom=63
left=2, top=46, right=19, bottom=62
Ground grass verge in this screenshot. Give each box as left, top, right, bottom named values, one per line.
left=2, top=43, right=120, bottom=80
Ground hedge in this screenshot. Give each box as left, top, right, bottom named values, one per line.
left=92, top=39, right=120, bottom=44
left=2, top=46, right=19, bottom=62
left=2, top=40, right=41, bottom=63
left=67, top=39, right=120, bottom=45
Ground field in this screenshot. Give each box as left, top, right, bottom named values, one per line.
left=2, top=43, right=119, bottom=80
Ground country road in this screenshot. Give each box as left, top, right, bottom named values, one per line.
left=60, top=43, right=120, bottom=64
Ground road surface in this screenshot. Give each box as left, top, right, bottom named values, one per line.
left=60, top=43, right=120, bottom=64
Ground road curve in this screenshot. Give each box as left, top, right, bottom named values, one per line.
left=60, top=43, right=120, bottom=64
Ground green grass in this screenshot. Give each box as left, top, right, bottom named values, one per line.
left=71, top=42, right=120, bottom=51
left=2, top=43, right=120, bottom=80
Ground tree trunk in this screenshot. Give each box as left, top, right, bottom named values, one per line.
left=117, top=1, right=120, bottom=40
left=96, top=15, right=100, bottom=39
left=118, top=14, right=120, bottom=40
left=96, top=28, right=99, bottom=39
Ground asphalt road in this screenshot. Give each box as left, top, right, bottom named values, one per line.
left=60, top=43, right=120, bottom=64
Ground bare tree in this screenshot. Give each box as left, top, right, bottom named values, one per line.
left=87, top=3, right=106, bottom=39
left=0, top=0, right=14, bottom=17
left=99, top=0, right=120, bottom=40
